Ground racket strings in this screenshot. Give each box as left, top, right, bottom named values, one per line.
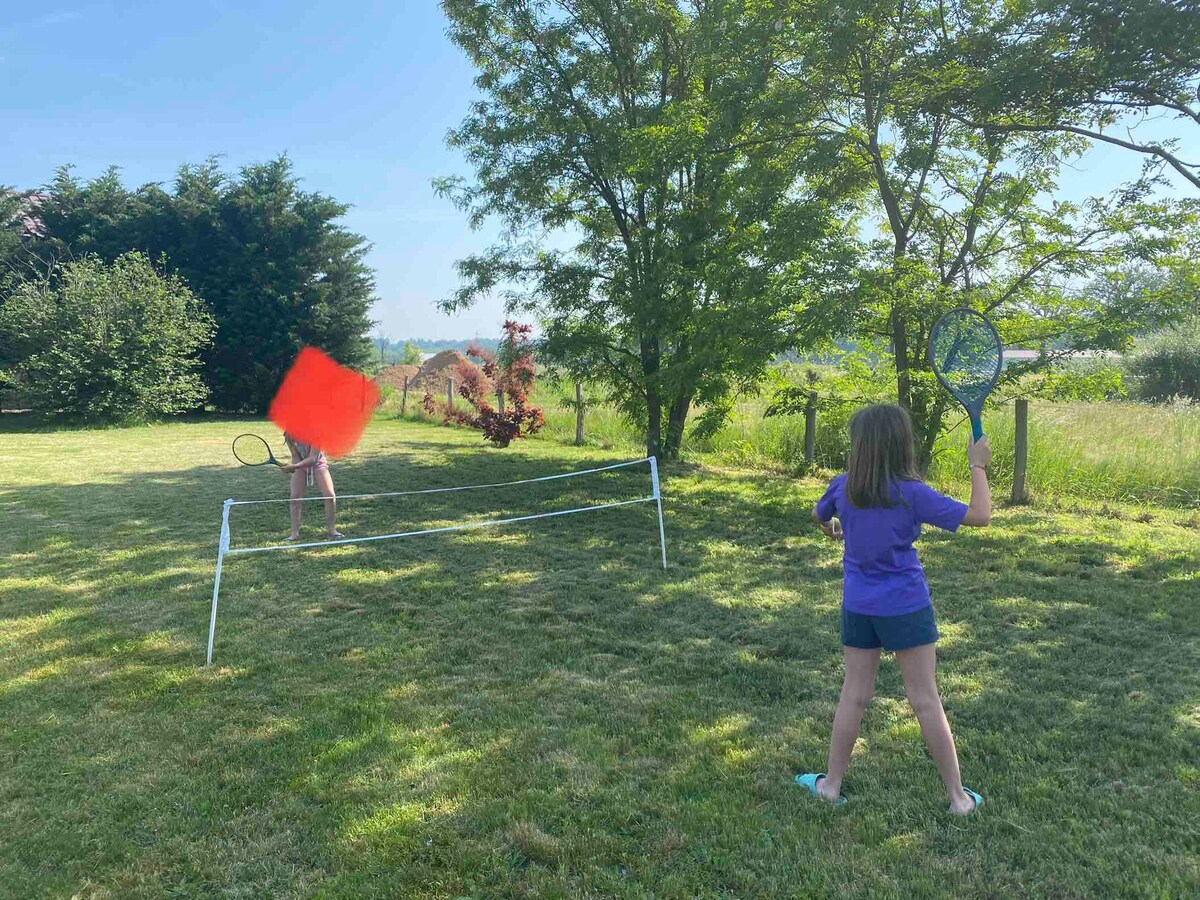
left=233, top=434, right=275, bottom=466
left=932, top=318, right=1001, bottom=402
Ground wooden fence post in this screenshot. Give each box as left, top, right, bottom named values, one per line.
left=447, top=377, right=455, bottom=413
left=400, top=375, right=409, bottom=416
left=575, top=382, right=585, bottom=446
left=804, top=392, right=818, bottom=464
left=1011, top=398, right=1029, bottom=504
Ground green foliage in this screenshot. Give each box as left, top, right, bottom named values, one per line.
left=404, top=337, right=500, bottom=354
left=0, top=188, right=39, bottom=302
left=31, top=158, right=375, bottom=413
left=0, top=190, right=24, bottom=277
left=371, top=337, right=427, bottom=371
left=438, top=0, right=859, bottom=459
left=0, top=252, right=213, bottom=422
left=774, top=0, right=1198, bottom=462
left=401, top=340, right=423, bottom=367
left=1020, top=358, right=1127, bottom=403
left=1129, top=316, right=1200, bottom=401
left=949, top=0, right=1200, bottom=190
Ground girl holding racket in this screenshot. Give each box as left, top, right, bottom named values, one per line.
left=797, top=403, right=992, bottom=816
left=281, top=432, right=343, bottom=541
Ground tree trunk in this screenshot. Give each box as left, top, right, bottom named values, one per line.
left=916, top=394, right=950, bottom=474
left=663, top=394, right=692, bottom=460
left=646, top=387, right=663, bottom=460
left=574, top=382, right=584, bottom=446
left=893, top=307, right=912, bottom=412
left=641, top=334, right=662, bottom=460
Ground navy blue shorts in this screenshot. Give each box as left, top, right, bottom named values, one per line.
left=842, top=604, right=939, bottom=652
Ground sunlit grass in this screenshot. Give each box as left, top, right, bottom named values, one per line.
left=3, top=417, right=1195, bottom=896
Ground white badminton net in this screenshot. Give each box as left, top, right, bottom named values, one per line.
left=205, top=457, right=666, bottom=665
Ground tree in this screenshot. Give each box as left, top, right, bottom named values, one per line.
left=374, top=329, right=392, bottom=373
left=438, top=0, right=858, bottom=459
left=1129, top=314, right=1200, bottom=402
left=774, top=0, right=1197, bottom=461
left=0, top=252, right=214, bottom=422
left=446, top=321, right=546, bottom=447
left=401, top=340, right=424, bottom=366
left=0, top=191, right=25, bottom=279
left=32, top=157, right=376, bottom=413
left=945, top=0, right=1200, bottom=191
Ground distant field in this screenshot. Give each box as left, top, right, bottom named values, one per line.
left=2, top=418, right=1197, bottom=897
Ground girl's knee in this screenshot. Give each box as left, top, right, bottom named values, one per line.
left=906, top=690, right=943, bottom=717
left=840, top=688, right=874, bottom=712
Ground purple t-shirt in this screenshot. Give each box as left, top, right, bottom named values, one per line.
left=816, top=474, right=968, bottom=616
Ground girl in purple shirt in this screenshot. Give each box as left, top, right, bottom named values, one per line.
left=797, top=404, right=992, bottom=816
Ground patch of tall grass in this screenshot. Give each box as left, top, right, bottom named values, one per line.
left=377, top=372, right=1200, bottom=508
left=933, top=399, right=1200, bottom=508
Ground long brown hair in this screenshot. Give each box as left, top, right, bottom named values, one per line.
left=846, top=404, right=922, bottom=508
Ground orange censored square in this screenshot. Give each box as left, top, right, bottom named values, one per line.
left=268, top=347, right=380, bottom=457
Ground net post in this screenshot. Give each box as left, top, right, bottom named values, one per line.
left=206, top=499, right=233, bottom=666
left=649, top=456, right=667, bottom=569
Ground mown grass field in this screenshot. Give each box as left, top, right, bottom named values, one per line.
left=2, top=417, right=1198, bottom=898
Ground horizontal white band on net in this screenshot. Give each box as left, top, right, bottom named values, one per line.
left=227, top=457, right=652, bottom=506
left=226, top=496, right=656, bottom=554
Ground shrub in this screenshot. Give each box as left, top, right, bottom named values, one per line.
left=1128, top=317, right=1200, bottom=402
left=429, top=321, right=545, bottom=447
left=0, top=252, right=214, bottom=422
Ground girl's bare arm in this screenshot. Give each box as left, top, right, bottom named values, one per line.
left=961, top=436, right=992, bottom=527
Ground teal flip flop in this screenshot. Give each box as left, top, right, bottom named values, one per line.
left=795, top=772, right=847, bottom=806
left=954, top=787, right=984, bottom=815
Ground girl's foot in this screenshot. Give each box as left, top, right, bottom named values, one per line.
left=327, top=530, right=345, bottom=539
left=950, top=787, right=983, bottom=816
left=285, top=535, right=301, bottom=542
left=795, top=773, right=847, bottom=806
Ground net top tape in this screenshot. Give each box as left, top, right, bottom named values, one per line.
left=226, top=496, right=655, bottom=554
left=227, top=457, right=653, bottom=506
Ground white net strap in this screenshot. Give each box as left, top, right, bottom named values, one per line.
left=228, top=457, right=651, bottom=506
left=226, top=496, right=654, bottom=555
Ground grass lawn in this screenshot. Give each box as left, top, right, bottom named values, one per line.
left=2, top=417, right=1198, bottom=898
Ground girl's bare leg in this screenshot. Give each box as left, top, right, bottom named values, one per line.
left=289, top=470, right=306, bottom=539
left=313, top=468, right=338, bottom=536
left=895, top=642, right=975, bottom=814
left=821, top=646, right=881, bottom=801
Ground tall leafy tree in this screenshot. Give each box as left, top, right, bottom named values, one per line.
left=32, top=157, right=375, bottom=412
left=438, top=0, right=858, bottom=459
left=774, top=0, right=1197, bottom=461
left=0, top=191, right=25, bottom=276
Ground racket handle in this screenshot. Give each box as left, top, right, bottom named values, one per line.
left=971, top=416, right=984, bottom=442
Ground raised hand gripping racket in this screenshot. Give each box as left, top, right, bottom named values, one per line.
left=232, top=433, right=285, bottom=467
left=929, top=308, right=1003, bottom=441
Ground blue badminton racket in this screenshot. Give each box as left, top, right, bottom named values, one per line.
left=929, top=308, right=1003, bottom=441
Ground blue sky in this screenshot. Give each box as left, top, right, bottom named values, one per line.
left=2, top=2, right=1192, bottom=339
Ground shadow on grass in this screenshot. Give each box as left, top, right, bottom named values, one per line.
left=1, top=428, right=1198, bottom=897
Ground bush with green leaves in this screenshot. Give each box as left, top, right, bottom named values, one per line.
left=0, top=252, right=214, bottom=422
left=1129, top=318, right=1200, bottom=402
left=31, top=158, right=375, bottom=413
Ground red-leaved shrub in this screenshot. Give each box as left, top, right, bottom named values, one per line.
left=433, top=321, right=544, bottom=447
